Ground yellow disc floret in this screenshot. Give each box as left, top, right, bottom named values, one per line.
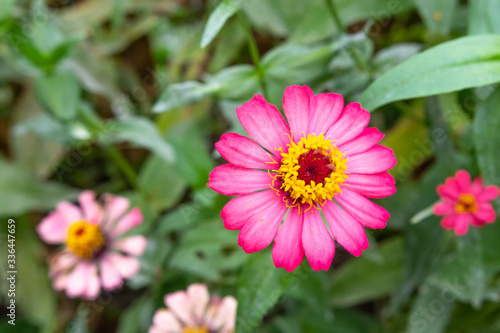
left=183, top=326, right=208, bottom=333
left=455, top=193, right=477, bottom=214
left=273, top=134, right=348, bottom=211
left=66, top=221, right=105, bottom=259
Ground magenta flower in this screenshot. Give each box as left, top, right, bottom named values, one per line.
left=208, top=85, right=397, bottom=272
left=433, top=170, right=499, bottom=235
left=149, top=284, right=237, bottom=333
left=37, top=191, right=147, bottom=299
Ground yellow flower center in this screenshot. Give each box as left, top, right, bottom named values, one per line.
left=272, top=134, right=348, bottom=211
left=183, top=326, right=208, bottom=333
left=66, top=221, right=105, bottom=259
left=455, top=193, right=477, bottom=214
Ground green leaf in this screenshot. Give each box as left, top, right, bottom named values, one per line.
left=468, top=0, right=500, bottom=35
left=415, top=0, right=458, bottom=35
left=201, top=0, right=240, bottom=48
left=153, top=81, right=214, bottom=113
left=0, top=157, right=78, bottom=216
left=329, top=237, right=404, bottom=307
left=358, top=35, right=500, bottom=111
left=236, top=249, right=291, bottom=333
left=116, top=295, right=155, bottom=333
left=0, top=0, right=15, bottom=22
left=406, top=284, right=454, bottom=333
left=373, top=43, right=422, bottom=74
left=34, top=71, right=80, bottom=121
left=106, top=116, right=176, bottom=164
left=474, top=87, right=500, bottom=211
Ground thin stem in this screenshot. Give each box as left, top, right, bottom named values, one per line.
left=104, top=146, right=138, bottom=189
left=238, top=12, right=268, bottom=100
left=324, top=0, right=371, bottom=73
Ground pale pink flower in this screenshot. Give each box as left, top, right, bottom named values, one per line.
left=434, top=170, right=499, bottom=235
left=149, top=284, right=237, bottom=333
left=37, top=191, right=147, bottom=299
left=208, top=85, right=397, bottom=272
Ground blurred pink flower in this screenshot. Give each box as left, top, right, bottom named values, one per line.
left=37, top=190, right=147, bottom=300
left=149, top=284, right=237, bottom=333
left=208, top=85, right=397, bottom=272
left=434, top=170, right=499, bottom=235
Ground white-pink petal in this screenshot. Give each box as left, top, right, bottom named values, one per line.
left=346, top=145, right=396, bottom=174
left=301, top=210, right=335, bottom=271
left=187, top=283, right=210, bottom=322
left=282, top=85, right=312, bottom=140
left=272, top=206, right=304, bottom=272
left=325, top=102, right=370, bottom=145
left=37, top=212, right=69, bottom=244
left=113, top=235, right=148, bottom=256
left=110, top=208, right=144, bottom=237
left=215, top=133, right=277, bottom=170
left=334, top=189, right=390, bottom=229
left=308, top=92, right=344, bottom=136
left=208, top=164, right=273, bottom=196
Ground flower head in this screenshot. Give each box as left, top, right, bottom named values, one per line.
left=208, top=85, right=397, bottom=272
left=149, top=284, right=236, bottom=333
left=434, top=170, right=499, bottom=235
left=37, top=191, right=147, bottom=299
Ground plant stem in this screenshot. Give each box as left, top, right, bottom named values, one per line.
left=238, top=11, right=268, bottom=100
left=324, top=0, right=371, bottom=73
left=104, top=145, right=139, bottom=189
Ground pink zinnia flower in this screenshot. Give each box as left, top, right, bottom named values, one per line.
left=433, top=170, right=499, bottom=235
left=37, top=191, right=147, bottom=299
left=149, top=283, right=237, bottom=333
left=208, top=85, right=397, bottom=272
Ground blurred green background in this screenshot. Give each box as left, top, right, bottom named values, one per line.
left=1, top=0, right=500, bottom=332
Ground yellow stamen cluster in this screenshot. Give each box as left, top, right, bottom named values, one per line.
left=66, top=221, right=105, bottom=259
left=455, top=193, right=477, bottom=213
left=183, top=326, right=208, bottom=333
left=273, top=134, right=348, bottom=210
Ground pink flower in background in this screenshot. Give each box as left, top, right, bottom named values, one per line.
left=37, top=191, right=147, bottom=300
left=149, top=284, right=237, bottom=333
left=434, top=170, right=499, bottom=235
left=208, top=85, right=397, bottom=272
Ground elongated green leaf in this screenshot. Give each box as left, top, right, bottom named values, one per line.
left=330, top=237, right=404, bottom=307
left=468, top=0, right=500, bottom=35
left=35, top=71, right=80, bottom=120
left=415, top=0, right=458, bottom=35
left=106, top=116, right=175, bottom=163
left=201, top=0, right=240, bottom=48
left=358, top=35, right=500, bottom=111
left=236, top=250, right=291, bottom=333
left=474, top=87, right=500, bottom=211
left=0, top=157, right=78, bottom=216
left=406, top=284, right=454, bottom=333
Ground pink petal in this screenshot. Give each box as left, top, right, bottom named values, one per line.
left=322, top=201, right=369, bottom=257
left=37, top=212, right=69, bottom=244
left=107, top=253, right=141, bottom=279
left=325, top=103, right=370, bottom=145
left=469, top=176, right=484, bottom=196
left=110, top=208, right=144, bottom=237
left=282, top=85, right=311, bottom=139
left=112, top=235, right=148, bottom=256
left=215, top=133, right=277, bottom=170
left=473, top=202, right=497, bottom=223
left=78, top=190, right=102, bottom=224
left=165, top=291, right=194, bottom=326
left=334, top=189, right=390, bottom=229
left=307, top=92, right=344, bottom=136
left=440, top=214, right=457, bottom=230
left=99, top=254, right=123, bottom=290
left=53, top=273, right=69, bottom=291
left=152, top=309, right=182, bottom=331
left=210, top=296, right=237, bottom=332
left=345, top=145, right=397, bottom=174
left=454, top=214, right=471, bottom=236
left=187, top=284, right=210, bottom=322
left=455, top=170, right=471, bottom=193
left=437, top=177, right=460, bottom=201
left=477, top=185, right=500, bottom=202
left=272, top=206, right=305, bottom=272
left=65, top=262, right=92, bottom=298
left=103, top=194, right=131, bottom=226
left=346, top=172, right=396, bottom=199
left=57, top=201, right=83, bottom=224
left=236, top=94, right=290, bottom=156
left=208, top=164, right=273, bottom=196
left=433, top=202, right=455, bottom=216
left=83, top=263, right=101, bottom=300
left=336, top=127, right=384, bottom=155
left=221, top=189, right=279, bottom=230
left=148, top=326, right=169, bottom=333
left=301, top=210, right=335, bottom=271
left=471, top=216, right=487, bottom=227
left=237, top=196, right=288, bottom=253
